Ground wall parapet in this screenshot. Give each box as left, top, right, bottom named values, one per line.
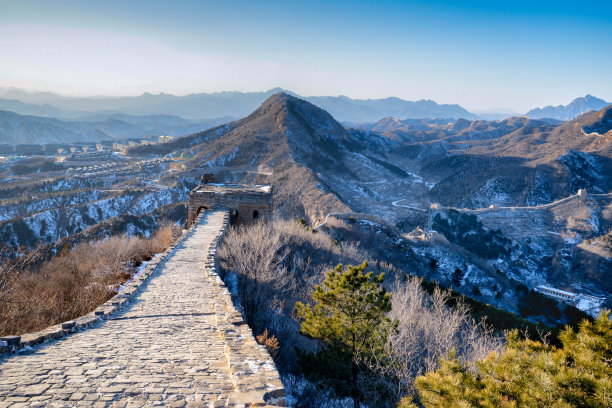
left=199, top=211, right=286, bottom=407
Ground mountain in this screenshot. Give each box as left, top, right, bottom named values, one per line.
left=376, top=105, right=607, bottom=214
left=129, top=92, right=421, bottom=221
left=0, top=88, right=476, bottom=123
left=0, top=98, right=69, bottom=118
left=4, top=90, right=610, bottom=323
left=0, top=88, right=286, bottom=120
left=526, top=95, right=610, bottom=121
left=302, top=95, right=474, bottom=122
left=361, top=115, right=560, bottom=144
left=0, top=110, right=230, bottom=144
left=472, top=109, right=521, bottom=121
left=125, top=93, right=612, bottom=316
left=467, top=105, right=612, bottom=162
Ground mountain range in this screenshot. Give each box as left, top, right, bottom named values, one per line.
left=0, top=110, right=230, bottom=144
left=2, top=91, right=610, bottom=319
left=525, top=94, right=610, bottom=121
left=0, top=87, right=475, bottom=123
left=128, top=91, right=612, bottom=218
left=1, top=87, right=609, bottom=124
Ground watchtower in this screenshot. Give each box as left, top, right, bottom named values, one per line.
left=186, top=174, right=273, bottom=228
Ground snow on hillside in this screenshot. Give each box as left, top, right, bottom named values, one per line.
left=0, top=190, right=110, bottom=221
left=0, top=186, right=189, bottom=247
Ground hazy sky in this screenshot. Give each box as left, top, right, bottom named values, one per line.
left=1, top=0, right=611, bottom=112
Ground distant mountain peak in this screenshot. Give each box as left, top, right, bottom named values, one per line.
left=526, top=95, right=610, bottom=121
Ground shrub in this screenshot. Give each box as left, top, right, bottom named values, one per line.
left=256, top=329, right=280, bottom=359
left=387, top=277, right=502, bottom=395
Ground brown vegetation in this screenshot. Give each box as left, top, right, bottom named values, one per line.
left=218, top=219, right=365, bottom=373
left=256, top=329, right=280, bottom=359
left=0, top=225, right=174, bottom=336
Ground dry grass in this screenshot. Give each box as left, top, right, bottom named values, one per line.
left=0, top=225, right=174, bottom=336
left=256, top=329, right=280, bottom=359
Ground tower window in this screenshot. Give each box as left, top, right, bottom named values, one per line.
left=253, top=210, right=259, bottom=218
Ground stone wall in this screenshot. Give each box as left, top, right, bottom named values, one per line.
left=200, top=211, right=286, bottom=407
left=0, top=210, right=286, bottom=407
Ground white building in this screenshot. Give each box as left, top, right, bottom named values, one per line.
left=158, top=135, right=174, bottom=144
left=535, top=285, right=605, bottom=317
left=535, top=285, right=577, bottom=301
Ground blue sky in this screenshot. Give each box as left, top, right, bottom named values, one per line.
left=0, top=0, right=610, bottom=112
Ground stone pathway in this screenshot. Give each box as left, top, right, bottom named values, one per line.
left=0, top=210, right=275, bottom=407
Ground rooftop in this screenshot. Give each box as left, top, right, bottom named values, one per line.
left=195, top=183, right=272, bottom=195
left=536, top=285, right=577, bottom=297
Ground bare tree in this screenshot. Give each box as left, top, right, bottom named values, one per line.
left=217, top=222, right=290, bottom=332
left=386, top=276, right=503, bottom=393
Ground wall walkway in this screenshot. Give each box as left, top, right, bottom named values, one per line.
left=0, top=210, right=284, bottom=407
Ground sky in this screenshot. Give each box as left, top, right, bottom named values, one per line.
left=1, top=0, right=611, bottom=112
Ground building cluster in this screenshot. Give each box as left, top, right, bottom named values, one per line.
left=157, top=135, right=175, bottom=144
left=0, top=135, right=172, bottom=156
left=67, top=151, right=121, bottom=162
left=66, top=158, right=171, bottom=177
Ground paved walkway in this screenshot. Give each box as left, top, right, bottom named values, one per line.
left=0, top=210, right=239, bottom=407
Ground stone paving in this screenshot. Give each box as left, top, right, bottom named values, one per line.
left=0, top=210, right=284, bottom=407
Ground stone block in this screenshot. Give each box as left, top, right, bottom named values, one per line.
left=228, top=392, right=266, bottom=407
left=20, top=333, right=45, bottom=347
left=62, top=321, right=76, bottom=331
left=0, top=336, right=20, bottom=346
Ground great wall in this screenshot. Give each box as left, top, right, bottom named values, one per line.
left=0, top=177, right=284, bottom=408
left=428, top=190, right=612, bottom=239
left=316, top=191, right=612, bottom=240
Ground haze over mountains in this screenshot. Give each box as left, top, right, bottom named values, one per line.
left=0, top=110, right=230, bottom=144
left=2, top=87, right=608, bottom=127
left=0, top=87, right=473, bottom=123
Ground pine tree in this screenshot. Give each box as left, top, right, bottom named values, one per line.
left=400, top=310, right=612, bottom=407
left=452, top=267, right=464, bottom=286
left=295, top=261, right=396, bottom=408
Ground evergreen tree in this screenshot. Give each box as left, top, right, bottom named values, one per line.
left=452, top=267, right=464, bottom=286
left=295, top=261, right=396, bottom=408
left=400, top=311, right=612, bottom=407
